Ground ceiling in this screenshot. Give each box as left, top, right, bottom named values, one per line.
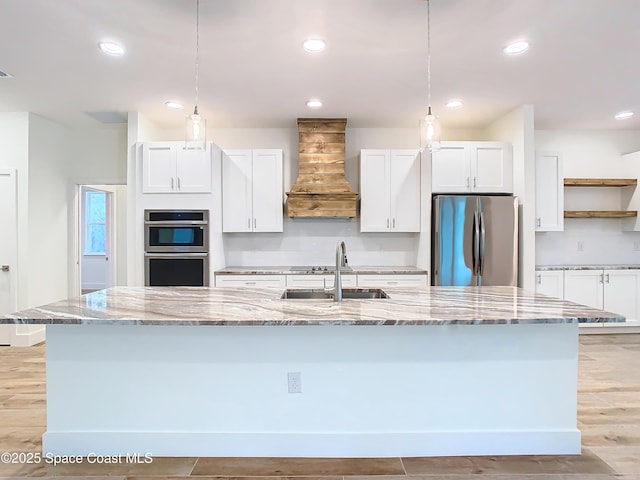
left=1, top=0, right=639, bottom=131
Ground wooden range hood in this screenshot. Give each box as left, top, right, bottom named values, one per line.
left=286, top=118, right=357, bottom=218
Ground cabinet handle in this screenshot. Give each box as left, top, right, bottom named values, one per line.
left=387, top=281, right=399, bottom=285
left=386, top=218, right=390, bottom=228
left=537, top=274, right=541, bottom=285
left=245, top=281, right=256, bottom=286
left=466, top=177, right=470, bottom=188
left=606, top=273, right=610, bottom=283
left=537, top=218, right=541, bottom=228
left=473, top=177, right=477, bottom=188
left=177, top=177, right=181, bottom=190
left=248, top=218, right=251, bottom=229
left=392, top=218, right=396, bottom=229
left=254, top=218, right=257, bottom=229
left=600, top=274, right=604, bottom=284
left=171, top=177, right=175, bottom=190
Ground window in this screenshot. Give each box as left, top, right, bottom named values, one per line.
left=85, top=191, right=106, bottom=255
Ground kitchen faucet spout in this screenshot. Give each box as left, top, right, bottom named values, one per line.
left=331, top=241, right=348, bottom=302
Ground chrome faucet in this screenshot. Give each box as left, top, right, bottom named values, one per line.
left=330, top=241, right=348, bottom=302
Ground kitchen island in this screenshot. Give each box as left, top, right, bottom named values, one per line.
left=3, top=286, right=623, bottom=458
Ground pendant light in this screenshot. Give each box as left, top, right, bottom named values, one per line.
left=186, top=0, right=206, bottom=150
left=421, top=0, right=441, bottom=152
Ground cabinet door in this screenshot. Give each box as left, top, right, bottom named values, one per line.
left=222, top=150, right=253, bottom=232
left=535, top=270, right=564, bottom=299
left=431, top=143, right=470, bottom=193
left=176, top=145, right=212, bottom=193
left=142, top=143, right=176, bottom=193
left=604, top=269, right=639, bottom=320
left=472, top=143, right=513, bottom=193
left=390, top=150, right=421, bottom=232
left=564, top=270, right=604, bottom=310
left=535, top=153, right=563, bottom=231
left=360, top=150, right=391, bottom=232
left=252, top=150, right=283, bottom=232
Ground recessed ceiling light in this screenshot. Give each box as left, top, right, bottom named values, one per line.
left=446, top=99, right=463, bottom=108
left=165, top=101, right=184, bottom=109
left=303, top=39, right=326, bottom=53
left=503, top=40, right=529, bottom=55
left=615, top=111, right=634, bottom=120
left=98, top=41, right=125, bottom=56
left=306, top=99, right=323, bottom=109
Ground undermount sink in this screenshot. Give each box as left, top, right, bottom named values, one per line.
left=280, top=288, right=389, bottom=300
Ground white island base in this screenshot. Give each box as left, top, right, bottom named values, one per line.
left=44, top=322, right=580, bottom=457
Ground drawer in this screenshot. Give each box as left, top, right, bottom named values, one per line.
left=287, top=274, right=357, bottom=288
left=357, top=274, right=428, bottom=288
left=215, top=274, right=286, bottom=288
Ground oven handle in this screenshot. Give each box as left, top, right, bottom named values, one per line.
left=144, top=221, right=208, bottom=226
left=144, top=253, right=209, bottom=257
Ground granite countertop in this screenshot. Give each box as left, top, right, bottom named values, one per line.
left=215, top=266, right=428, bottom=275
left=2, top=286, right=623, bottom=326
left=536, top=265, right=640, bottom=271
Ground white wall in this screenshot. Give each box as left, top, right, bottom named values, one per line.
left=536, top=130, right=640, bottom=266
left=487, top=106, right=536, bottom=290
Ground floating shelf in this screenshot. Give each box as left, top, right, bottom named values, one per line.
left=564, top=210, right=638, bottom=218
left=564, top=178, right=637, bottom=187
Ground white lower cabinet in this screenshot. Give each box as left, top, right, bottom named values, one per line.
left=534, top=270, right=564, bottom=299
left=215, top=275, right=286, bottom=288
left=357, top=274, right=428, bottom=289
left=564, top=269, right=639, bottom=321
left=287, top=275, right=357, bottom=289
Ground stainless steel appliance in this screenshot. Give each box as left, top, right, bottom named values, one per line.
left=432, top=195, right=518, bottom=286
left=144, top=210, right=209, bottom=253
left=144, top=210, right=209, bottom=286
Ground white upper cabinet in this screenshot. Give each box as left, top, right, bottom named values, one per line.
left=360, top=149, right=421, bottom=232
left=535, top=152, right=564, bottom=231
left=142, top=142, right=212, bottom=193
left=431, top=141, right=513, bottom=194
left=222, top=149, right=283, bottom=233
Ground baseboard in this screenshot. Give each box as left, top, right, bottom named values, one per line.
left=42, top=430, right=581, bottom=457
left=11, top=326, right=46, bottom=346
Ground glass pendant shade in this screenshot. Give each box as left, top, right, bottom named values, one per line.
left=185, top=106, right=206, bottom=150
left=420, top=107, right=441, bottom=152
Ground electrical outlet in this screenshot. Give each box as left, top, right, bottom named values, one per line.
left=287, top=372, right=302, bottom=394
left=577, top=241, right=584, bottom=252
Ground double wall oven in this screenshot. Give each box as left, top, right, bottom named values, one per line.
left=144, top=210, right=209, bottom=286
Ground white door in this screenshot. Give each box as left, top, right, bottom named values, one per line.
left=142, top=143, right=176, bottom=193
left=251, top=149, right=283, bottom=232
left=473, top=143, right=513, bottom=193
left=535, top=270, right=564, bottom=299
left=535, top=153, right=564, bottom=231
left=564, top=270, right=604, bottom=310
left=222, top=150, right=253, bottom=232
left=604, top=269, right=639, bottom=320
left=80, top=186, right=114, bottom=294
left=360, top=150, right=391, bottom=232
left=390, top=149, right=421, bottom=232
left=0, top=170, right=17, bottom=345
left=431, top=143, right=470, bottom=193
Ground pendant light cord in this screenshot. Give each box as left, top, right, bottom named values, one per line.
left=194, top=0, right=199, bottom=112
left=426, top=0, right=432, bottom=112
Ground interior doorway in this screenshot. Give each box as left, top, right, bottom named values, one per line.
left=75, top=185, right=125, bottom=295
left=0, top=169, right=18, bottom=345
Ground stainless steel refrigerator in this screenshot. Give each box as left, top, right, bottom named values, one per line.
left=432, top=195, right=518, bottom=286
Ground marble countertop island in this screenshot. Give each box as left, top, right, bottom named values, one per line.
left=4, top=285, right=620, bottom=459
left=2, top=285, right=623, bottom=326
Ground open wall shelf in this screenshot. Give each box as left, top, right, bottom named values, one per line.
left=564, top=178, right=637, bottom=187
left=563, top=177, right=638, bottom=219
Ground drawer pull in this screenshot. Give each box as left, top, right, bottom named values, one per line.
left=245, top=281, right=256, bottom=285
left=387, top=281, right=399, bottom=285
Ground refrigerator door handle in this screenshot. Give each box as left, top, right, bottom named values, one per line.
left=472, top=211, right=480, bottom=276
left=478, top=211, right=486, bottom=276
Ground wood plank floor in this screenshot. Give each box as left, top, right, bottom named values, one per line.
left=0, top=334, right=638, bottom=479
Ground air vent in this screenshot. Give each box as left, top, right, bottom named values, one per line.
left=0, top=71, right=14, bottom=78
